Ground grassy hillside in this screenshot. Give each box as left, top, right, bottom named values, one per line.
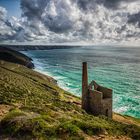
left=0, top=60, right=140, bottom=140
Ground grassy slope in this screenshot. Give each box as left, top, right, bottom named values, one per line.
left=0, top=60, right=140, bottom=140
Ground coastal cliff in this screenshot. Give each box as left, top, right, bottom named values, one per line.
left=0, top=47, right=34, bottom=69
left=0, top=49, right=140, bottom=140
left=0, top=44, right=80, bottom=51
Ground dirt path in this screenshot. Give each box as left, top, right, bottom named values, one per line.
left=113, top=113, right=140, bottom=127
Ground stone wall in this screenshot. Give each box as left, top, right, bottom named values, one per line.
left=82, top=62, right=113, bottom=118
left=88, top=88, right=112, bottom=118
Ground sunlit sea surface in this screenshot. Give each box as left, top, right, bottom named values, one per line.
left=23, top=45, right=140, bottom=118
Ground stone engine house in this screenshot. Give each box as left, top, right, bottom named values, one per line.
left=82, top=62, right=113, bottom=118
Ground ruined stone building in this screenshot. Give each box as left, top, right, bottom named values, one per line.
left=82, top=62, right=113, bottom=118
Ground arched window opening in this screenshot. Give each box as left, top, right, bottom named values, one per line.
left=105, top=109, right=109, bottom=117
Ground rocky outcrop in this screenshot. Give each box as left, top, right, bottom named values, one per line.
left=0, top=46, right=34, bottom=69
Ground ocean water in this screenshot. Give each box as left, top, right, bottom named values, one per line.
left=23, top=45, right=140, bottom=118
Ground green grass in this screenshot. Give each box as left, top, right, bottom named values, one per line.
left=0, top=60, right=140, bottom=140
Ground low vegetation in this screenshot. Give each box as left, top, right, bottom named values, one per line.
left=0, top=60, right=140, bottom=140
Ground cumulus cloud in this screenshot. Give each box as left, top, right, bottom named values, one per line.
left=0, top=6, right=24, bottom=42
left=128, top=12, right=140, bottom=27
left=0, top=0, right=140, bottom=44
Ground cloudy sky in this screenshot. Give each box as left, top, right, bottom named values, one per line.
left=0, top=0, right=140, bottom=45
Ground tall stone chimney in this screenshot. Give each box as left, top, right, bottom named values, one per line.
left=81, top=62, right=113, bottom=118
left=82, top=62, right=89, bottom=111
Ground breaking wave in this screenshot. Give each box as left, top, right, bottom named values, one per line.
left=22, top=45, right=140, bottom=118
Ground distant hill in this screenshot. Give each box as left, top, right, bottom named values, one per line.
left=0, top=47, right=34, bottom=69
left=0, top=44, right=80, bottom=51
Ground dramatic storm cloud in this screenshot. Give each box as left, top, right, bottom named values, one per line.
left=0, top=0, right=140, bottom=44
left=0, top=6, right=24, bottom=42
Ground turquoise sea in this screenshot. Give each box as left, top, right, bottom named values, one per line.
left=23, top=45, right=140, bottom=118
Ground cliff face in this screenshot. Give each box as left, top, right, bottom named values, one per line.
left=0, top=47, right=34, bottom=69
left=0, top=50, right=140, bottom=140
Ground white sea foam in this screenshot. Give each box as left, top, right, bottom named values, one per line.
left=114, top=106, right=129, bottom=114
left=22, top=46, right=140, bottom=118
left=33, top=58, right=73, bottom=93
